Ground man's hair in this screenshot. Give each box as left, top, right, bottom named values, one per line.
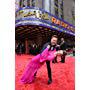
left=51, top=35, right=58, bottom=39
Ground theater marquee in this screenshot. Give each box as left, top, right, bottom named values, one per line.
left=16, top=7, right=75, bottom=36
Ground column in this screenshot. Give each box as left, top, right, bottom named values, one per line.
left=51, top=0, right=55, bottom=15
left=23, top=0, right=28, bottom=7
left=25, top=38, right=29, bottom=54
left=15, top=0, right=20, bottom=11
left=58, top=0, right=63, bottom=18
left=44, top=0, right=50, bottom=12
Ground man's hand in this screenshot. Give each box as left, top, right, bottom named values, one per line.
left=54, top=50, right=63, bottom=56
left=56, top=45, right=60, bottom=47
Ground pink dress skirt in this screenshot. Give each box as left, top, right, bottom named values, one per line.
left=21, top=48, right=56, bottom=83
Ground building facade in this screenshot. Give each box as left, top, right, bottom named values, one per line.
left=15, top=0, right=75, bottom=25
left=15, top=0, right=75, bottom=54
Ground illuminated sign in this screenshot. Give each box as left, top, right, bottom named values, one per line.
left=51, top=17, right=75, bottom=32
left=16, top=7, right=75, bottom=34
left=16, top=9, right=50, bottom=20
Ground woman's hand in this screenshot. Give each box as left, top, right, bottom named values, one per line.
left=54, top=52, right=58, bottom=57
left=47, top=45, right=50, bottom=49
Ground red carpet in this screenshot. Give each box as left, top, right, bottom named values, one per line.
left=15, top=54, right=75, bottom=90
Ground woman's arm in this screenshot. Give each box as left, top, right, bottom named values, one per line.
left=47, top=50, right=57, bottom=61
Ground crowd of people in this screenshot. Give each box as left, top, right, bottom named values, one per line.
left=15, top=42, right=25, bottom=55
left=15, top=42, right=40, bottom=55
left=29, top=44, right=40, bottom=55
left=15, top=38, right=75, bottom=57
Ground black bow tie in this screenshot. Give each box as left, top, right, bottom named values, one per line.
left=48, top=45, right=56, bottom=51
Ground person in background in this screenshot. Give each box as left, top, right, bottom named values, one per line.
left=59, top=38, right=67, bottom=63
left=16, top=42, right=19, bottom=54
left=73, top=46, right=75, bottom=56
left=52, top=44, right=60, bottom=63
left=22, top=43, right=25, bottom=54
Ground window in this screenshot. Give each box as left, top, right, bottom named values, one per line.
left=61, top=14, right=64, bottom=19
left=19, top=0, right=28, bottom=8
left=23, top=0, right=27, bottom=7
left=55, top=7, right=58, bottom=17
left=60, top=1, right=63, bottom=19
left=72, top=2, right=75, bottom=20
left=54, top=0, right=58, bottom=7
left=19, top=0, right=23, bottom=8
left=49, top=0, right=51, bottom=13
left=58, top=1, right=63, bottom=19
left=27, top=0, right=30, bottom=7
left=60, top=1, right=63, bottom=11
left=71, top=8, right=75, bottom=24
left=32, top=0, right=35, bottom=7
left=54, top=0, right=58, bottom=17
left=33, top=0, right=43, bottom=9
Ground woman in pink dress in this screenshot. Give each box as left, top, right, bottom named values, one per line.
left=21, top=45, right=57, bottom=84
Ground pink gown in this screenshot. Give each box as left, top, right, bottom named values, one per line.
left=21, top=48, right=56, bottom=83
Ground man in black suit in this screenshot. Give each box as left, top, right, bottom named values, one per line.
left=60, top=38, right=67, bottom=63
left=35, top=35, right=58, bottom=84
